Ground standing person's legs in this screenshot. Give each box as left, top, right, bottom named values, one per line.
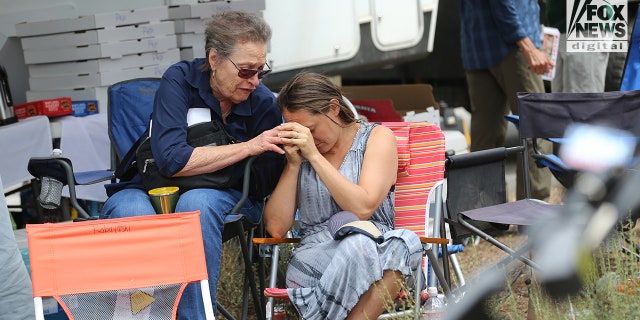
left=551, top=34, right=567, bottom=94
left=466, top=69, right=509, bottom=152
left=175, top=188, right=263, bottom=319
left=494, top=50, right=551, bottom=200
left=552, top=33, right=609, bottom=93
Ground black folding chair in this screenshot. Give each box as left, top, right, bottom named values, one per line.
left=444, top=146, right=561, bottom=270
left=517, top=90, right=640, bottom=189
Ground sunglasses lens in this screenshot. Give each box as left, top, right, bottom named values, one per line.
left=229, top=58, right=271, bottom=79
left=237, top=69, right=257, bottom=79
left=237, top=69, right=271, bottom=79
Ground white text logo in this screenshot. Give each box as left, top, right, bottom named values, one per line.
left=567, top=0, right=627, bottom=52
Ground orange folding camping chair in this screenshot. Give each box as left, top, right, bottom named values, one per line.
left=26, top=211, right=214, bottom=320
left=254, top=121, right=450, bottom=319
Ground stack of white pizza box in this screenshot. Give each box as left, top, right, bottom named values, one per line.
left=16, top=6, right=180, bottom=113
left=168, top=0, right=266, bottom=61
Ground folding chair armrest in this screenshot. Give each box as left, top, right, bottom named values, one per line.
left=28, top=157, right=94, bottom=219
left=505, top=114, right=519, bottom=127
left=228, top=156, right=257, bottom=217
left=264, top=288, right=290, bottom=301
left=28, top=157, right=75, bottom=185
left=253, top=237, right=301, bottom=245
left=254, top=236, right=445, bottom=246
left=420, top=236, right=449, bottom=245
left=531, top=153, right=570, bottom=171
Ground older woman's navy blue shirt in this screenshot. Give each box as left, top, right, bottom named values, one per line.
left=151, top=58, right=282, bottom=177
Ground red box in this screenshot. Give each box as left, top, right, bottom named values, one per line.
left=14, top=97, right=73, bottom=119
left=350, top=99, right=403, bottom=122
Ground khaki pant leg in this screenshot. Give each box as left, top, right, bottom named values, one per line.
left=466, top=49, right=551, bottom=200
left=466, top=69, right=509, bottom=152
left=493, top=50, right=551, bottom=200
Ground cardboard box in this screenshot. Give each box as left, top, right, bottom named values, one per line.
left=13, top=103, right=39, bottom=119
left=28, top=49, right=180, bottom=77
left=177, top=33, right=204, bottom=48
left=28, top=62, right=172, bottom=90
left=72, top=100, right=99, bottom=117
left=168, top=0, right=265, bottom=19
left=180, top=46, right=206, bottom=60
left=27, top=87, right=109, bottom=114
left=173, top=18, right=207, bottom=34
left=342, top=84, right=439, bottom=117
left=166, top=0, right=199, bottom=5
left=27, top=87, right=107, bottom=103
left=23, top=34, right=177, bottom=64
left=349, top=99, right=403, bottom=122
left=14, top=97, right=73, bottom=119
left=15, top=6, right=170, bottom=37
left=21, top=21, right=176, bottom=50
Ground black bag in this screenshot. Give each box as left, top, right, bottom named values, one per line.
left=135, top=120, right=239, bottom=193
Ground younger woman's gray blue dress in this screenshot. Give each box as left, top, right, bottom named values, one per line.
left=285, top=122, right=423, bottom=319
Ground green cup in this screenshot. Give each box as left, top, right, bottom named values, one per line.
left=148, top=186, right=179, bottom=214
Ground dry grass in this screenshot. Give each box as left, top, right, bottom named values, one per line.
left=453, top=182, right=640, bottom=320
left=217, top=183, right=640, bottom=320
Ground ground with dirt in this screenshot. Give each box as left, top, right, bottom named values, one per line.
left=451, top=181, right=640, bottom=320
left=219, top=182, right=640, bottom=320
left=451, top=184, right=566, bottom=319
left=454, top=228, right=531, bottom=319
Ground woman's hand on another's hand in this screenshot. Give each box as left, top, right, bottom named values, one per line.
left=246, top=127, right=288, bottom=156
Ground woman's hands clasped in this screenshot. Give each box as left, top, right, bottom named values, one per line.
left=277, top=122, right=318, bottom=166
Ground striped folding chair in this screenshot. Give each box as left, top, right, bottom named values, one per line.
left=255, top=121, right=451, bottom=320
left=381, top=122, right=454, bottom=301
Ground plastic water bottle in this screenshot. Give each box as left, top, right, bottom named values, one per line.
left=421, top=286, right=445, bottom=320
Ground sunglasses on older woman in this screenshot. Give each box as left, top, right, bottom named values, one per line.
left=227, top=58, right=272, bottom=79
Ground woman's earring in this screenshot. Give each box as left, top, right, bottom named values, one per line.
left=211, top=70, right=216, bottom=79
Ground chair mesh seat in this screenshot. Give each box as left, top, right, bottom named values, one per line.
left=59, top=284, right=182, bottom=319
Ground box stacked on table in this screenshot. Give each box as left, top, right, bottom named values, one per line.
left=14, top=97, right=73, bottom=119
left=16, top=6, right=180, bottom=113
left=72, top=100, right=100, bottom=117
left=168, top=0, right=265, bottom=60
